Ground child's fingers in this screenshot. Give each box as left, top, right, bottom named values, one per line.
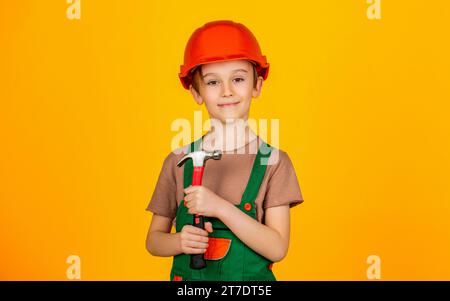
left=185, top=240, right=209, bottom=249
left=187, top=208, right=200, bottom=215
left=185, top=233, right=209, bottom=243
left=184, top=193, right=193, bottom=203
left=179, top=225, right=212, bottom=255
left=184, top=195, right=189, bottom=203
left=184, top=225, right=209, bottom=237
left=184, top=185, right=199, bottom=194
left=183, top=247, right=206, bottom=254
left=204, top=222, right=213, bottom=233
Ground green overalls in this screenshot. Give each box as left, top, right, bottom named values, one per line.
left=170, top=138, right=276, bottom=281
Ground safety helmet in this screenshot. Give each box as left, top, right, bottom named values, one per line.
left=179, top=20, right=270, bottom=90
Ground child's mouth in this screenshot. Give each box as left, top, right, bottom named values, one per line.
left=218, top=101, right=240, bottom=108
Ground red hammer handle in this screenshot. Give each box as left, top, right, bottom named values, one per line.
left=190, top=166, right=206, bottom=269
left=191, top=166, right=205, bottom=229
left=192, top=166, right=204, bottom=186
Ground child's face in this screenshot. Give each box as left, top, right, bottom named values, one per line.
left=190, top=60, right=263, bottom=123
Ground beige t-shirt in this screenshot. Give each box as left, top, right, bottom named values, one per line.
left=146, top=137, right=304, bottom=224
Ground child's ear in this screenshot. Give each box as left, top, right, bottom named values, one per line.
left=252, top=76, right=264, bottom=98
left=189, top=85, right=204, bottom=105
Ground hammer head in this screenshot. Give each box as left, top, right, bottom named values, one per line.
left=177, top=150, right=222, bottom=167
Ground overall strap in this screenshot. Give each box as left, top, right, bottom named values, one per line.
left=239, top=142, right=272, bottom=218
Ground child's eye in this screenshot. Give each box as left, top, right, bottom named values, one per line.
left=233, top=77, right=245, bottom=83
left=206, top=80, right=219, bottom=86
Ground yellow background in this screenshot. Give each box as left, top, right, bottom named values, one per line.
left=1, top=1, right=449, bottom=280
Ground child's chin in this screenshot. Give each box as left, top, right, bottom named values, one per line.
left=209, top=113, right=246, bottom=124
left=219, top=116, right=245, bottom=124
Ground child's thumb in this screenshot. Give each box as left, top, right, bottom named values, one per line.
left=204, top=222, right=213, bottom=233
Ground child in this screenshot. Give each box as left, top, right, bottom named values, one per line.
left=146, top=20, right=304, bottom=281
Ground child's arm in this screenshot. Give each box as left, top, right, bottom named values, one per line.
left=146, top=214, right=213, bottom=257
left=146, top=215, right=180, bottom=257
left=184, top=186, right=290, bottom=263
left=217, top=203, right=290, bottom=263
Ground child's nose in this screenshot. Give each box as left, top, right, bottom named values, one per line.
left=221, top=81, right=233, bottom=97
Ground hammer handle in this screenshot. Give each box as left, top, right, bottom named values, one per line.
left=190, top=166, right=207, bottom=269
left=191, top=166, right=204, bottom=186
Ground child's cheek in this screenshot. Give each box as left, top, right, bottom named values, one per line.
left=202, top=89, right=220, bottom=103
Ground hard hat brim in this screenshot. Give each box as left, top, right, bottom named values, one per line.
left=179, top=57, right=269, bottom=90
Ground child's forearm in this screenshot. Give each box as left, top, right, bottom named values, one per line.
left=216, top=202, right=289, bottom=263
left=147, top=231, right=182, bottom=257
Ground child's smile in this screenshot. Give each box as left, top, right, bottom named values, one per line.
left=218, top=100, right=241, bottom=108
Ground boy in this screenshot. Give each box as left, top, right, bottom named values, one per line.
left=146, top=20, right=304, bottom=281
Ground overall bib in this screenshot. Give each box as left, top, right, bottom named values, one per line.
left=170, top=139, right=276, bottom=281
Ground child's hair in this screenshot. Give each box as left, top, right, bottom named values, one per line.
left=190, top=61, right=259, bottom=94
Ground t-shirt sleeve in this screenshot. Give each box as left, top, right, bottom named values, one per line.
left=146, top=154, right=178, bottom=219
left=263, top=150, right=304, bottom=209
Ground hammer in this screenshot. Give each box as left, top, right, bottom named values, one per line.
left=177, top=149, right=222, bottom=269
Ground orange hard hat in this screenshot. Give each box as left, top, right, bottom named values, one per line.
left=179, top=20, right=270, bottom=90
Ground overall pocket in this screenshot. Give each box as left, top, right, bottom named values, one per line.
left=204, top=237, right=232, bottom=260
left=188, top=231, right=234, bottom=281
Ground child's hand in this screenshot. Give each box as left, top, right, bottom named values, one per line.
left=179, top=222, right=213, bottom=254
left=184, top=185, right=228, bottom=217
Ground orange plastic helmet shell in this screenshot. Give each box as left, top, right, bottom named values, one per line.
left=179, top=20, right=270, bottom=90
